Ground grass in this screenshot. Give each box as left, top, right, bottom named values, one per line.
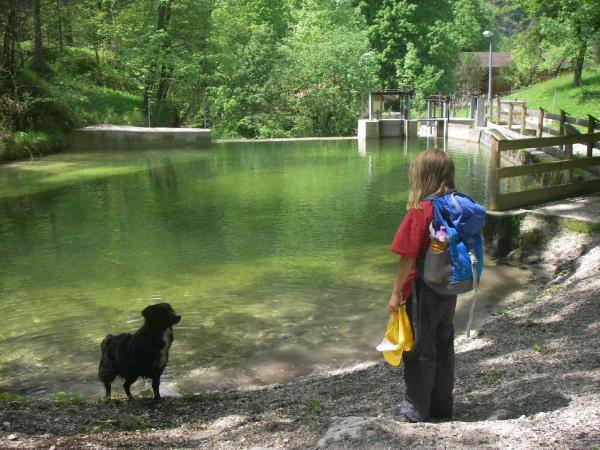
left=503, top=66, right=600, bottom=120
left=0, top=131, right=68, bottom=163
left=41, top=47, right=145, bottom=127
left=48, top=391, right=83, bottom=403
left=180, top=392, right=220, bottom=402
left=1, top=46, right=146, bottom=163
left=486, top=368, right=502, bottom=385
left=307, top=397, right=321, bottom=414
left=91, top=416, right=151, bottom=433
left=0, top=391, right=25, bottom=402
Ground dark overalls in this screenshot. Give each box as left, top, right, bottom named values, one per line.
left=397, top=277, right=457, bottom=422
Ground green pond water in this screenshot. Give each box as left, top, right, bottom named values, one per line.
left=0, top=138, right=528, bottom=398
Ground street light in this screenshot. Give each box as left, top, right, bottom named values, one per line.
left=483, top=30, right=494, bottom=123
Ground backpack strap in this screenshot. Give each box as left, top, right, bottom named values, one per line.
left=424, top=190, right=457, bottom=231
left=431, top=199, right=452, bottom=232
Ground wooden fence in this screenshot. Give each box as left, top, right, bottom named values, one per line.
left=494, top=99, right=600, bottom=157
left=489, top=132, right=600, bottom=211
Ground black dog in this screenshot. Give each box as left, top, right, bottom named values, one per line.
left=98, top=303, right=181, bottom=400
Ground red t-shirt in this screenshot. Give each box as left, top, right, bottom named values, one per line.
left=390, top=200, right=434, bottom=299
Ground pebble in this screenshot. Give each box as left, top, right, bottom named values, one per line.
left=7, top=434, right=17, bottom=441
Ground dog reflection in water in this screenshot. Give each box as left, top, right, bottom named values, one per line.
left=98, top=303, right=181, bottom=400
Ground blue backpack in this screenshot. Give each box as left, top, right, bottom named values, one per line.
left=420, top=191, right=486, bottom=295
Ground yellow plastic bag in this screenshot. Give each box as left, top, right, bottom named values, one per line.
left=376, top=307, right=414, bottom=367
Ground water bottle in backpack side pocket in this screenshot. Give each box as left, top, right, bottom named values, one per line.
left=424, top=225, right=452, bottom=285
left=429, top=226, right=449, bottom=252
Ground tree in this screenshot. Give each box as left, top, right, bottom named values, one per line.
left=281, top=0, right=378, bottom=136
left=208, top=0, right=292, bottom=137
left=453, top=53, right=481, bottom=97
left=450, top=0, right=494, bottom=52
left=0, top=0, right=20, bottom=84
left=366, top=0, right=457, bottom=109
left=516, top=0, right=600, bottom=87
left=32, top=0, right=46, bottom=71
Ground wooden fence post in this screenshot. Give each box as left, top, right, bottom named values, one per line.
left=489, top=137, right=500, bottom=211
left=520, top=104, right=527, bottom=135
left=496, top=98, right=501, bottom=124
left=508, top=103, right=514, bottom=130
left=559, top=110, right=566, bottom=135
left=588, top=115, right=596, bottom=158
left=559, top=109, right=567, bottom=153
left=537, top=107, right=544, bottom=137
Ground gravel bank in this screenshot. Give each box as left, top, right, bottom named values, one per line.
left=1, top=223, right=598, bottom=449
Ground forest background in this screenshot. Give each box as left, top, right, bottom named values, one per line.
left=0, top=0, right=599, bottom=161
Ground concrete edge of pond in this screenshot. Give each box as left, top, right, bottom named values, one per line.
left=215, top=136, right=359, bottom=144
left=70, top=125, right=211, bottom=151
left=485, top=193, right=600, bottom=266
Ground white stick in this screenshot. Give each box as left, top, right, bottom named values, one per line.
left=466, top=255, right=479, bottom=338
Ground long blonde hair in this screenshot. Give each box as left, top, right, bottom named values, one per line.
left=407, top=149, right=455, bottom=210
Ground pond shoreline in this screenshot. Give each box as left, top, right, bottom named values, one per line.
left=1, top=205, right=598, bottom=449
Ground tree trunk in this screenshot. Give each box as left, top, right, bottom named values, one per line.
left=573, top=41, right=586, bottom=87
left=155, top=1, right=173, bottom=114
left=2, top=0, right=19, bottom=82
left=63, top=0, right=74, bottom=45
left=56, top=0, right=64, bottom=53
left=143, top=0, right=173, bottom=124
left=32, top=0, right=46, bottom=71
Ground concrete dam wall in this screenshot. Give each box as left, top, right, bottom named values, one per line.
left=70, top=125, right=211, bottom=150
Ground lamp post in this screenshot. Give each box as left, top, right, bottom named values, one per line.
left=483, top=30, right=493, bottom=123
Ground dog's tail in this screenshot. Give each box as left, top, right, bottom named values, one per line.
left=99, top=334, right=116, bottom=381
left=100, top=334, right=114, bottom=354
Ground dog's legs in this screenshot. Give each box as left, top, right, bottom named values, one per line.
left=151, top=376, right=161, bottom=401
left=123, top=377, right=137, bottom=398
left=104, top=382, right=112, bottom=399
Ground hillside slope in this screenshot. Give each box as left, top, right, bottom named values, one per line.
left=0, top=47, right=144, bottom=163
left=503, top=67, right=600, bottom=119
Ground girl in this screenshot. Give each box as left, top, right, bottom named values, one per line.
left=388, top=148, right=457, bottom=423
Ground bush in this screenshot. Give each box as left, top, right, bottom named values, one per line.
left=0, top=131, right=68, bottom=163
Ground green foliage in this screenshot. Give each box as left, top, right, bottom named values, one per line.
left=0, top=391, right=25, bottom=402
left=0, top=131, right=67, bottom=163
left=366, top=0, right=457, bottom=107
left=501, top=0, right=600, bottom=87
left=0, top=0, right=500, bottom=146
left=280, top=0, right=377, bottom=136
left=49, top=391, right=83, bottom=403
left=486, top=368, right=502, bottom=384
left=307, top=397, right=321, bottom=414
left=496, top=307, right=510, bottom=317
left=531, top=343, right=542, bottom=352
left=181, top=391, right=220, bottom=402
left=91, top=416, right=151, bottom=433
left=455, top=53, right=482, bottom=97
left=450, top=0, right=493, bottom=51
left=207, top=0, right=376, bottom=138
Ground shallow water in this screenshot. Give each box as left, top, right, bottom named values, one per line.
left=0, top=138, right=528, bottom=397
